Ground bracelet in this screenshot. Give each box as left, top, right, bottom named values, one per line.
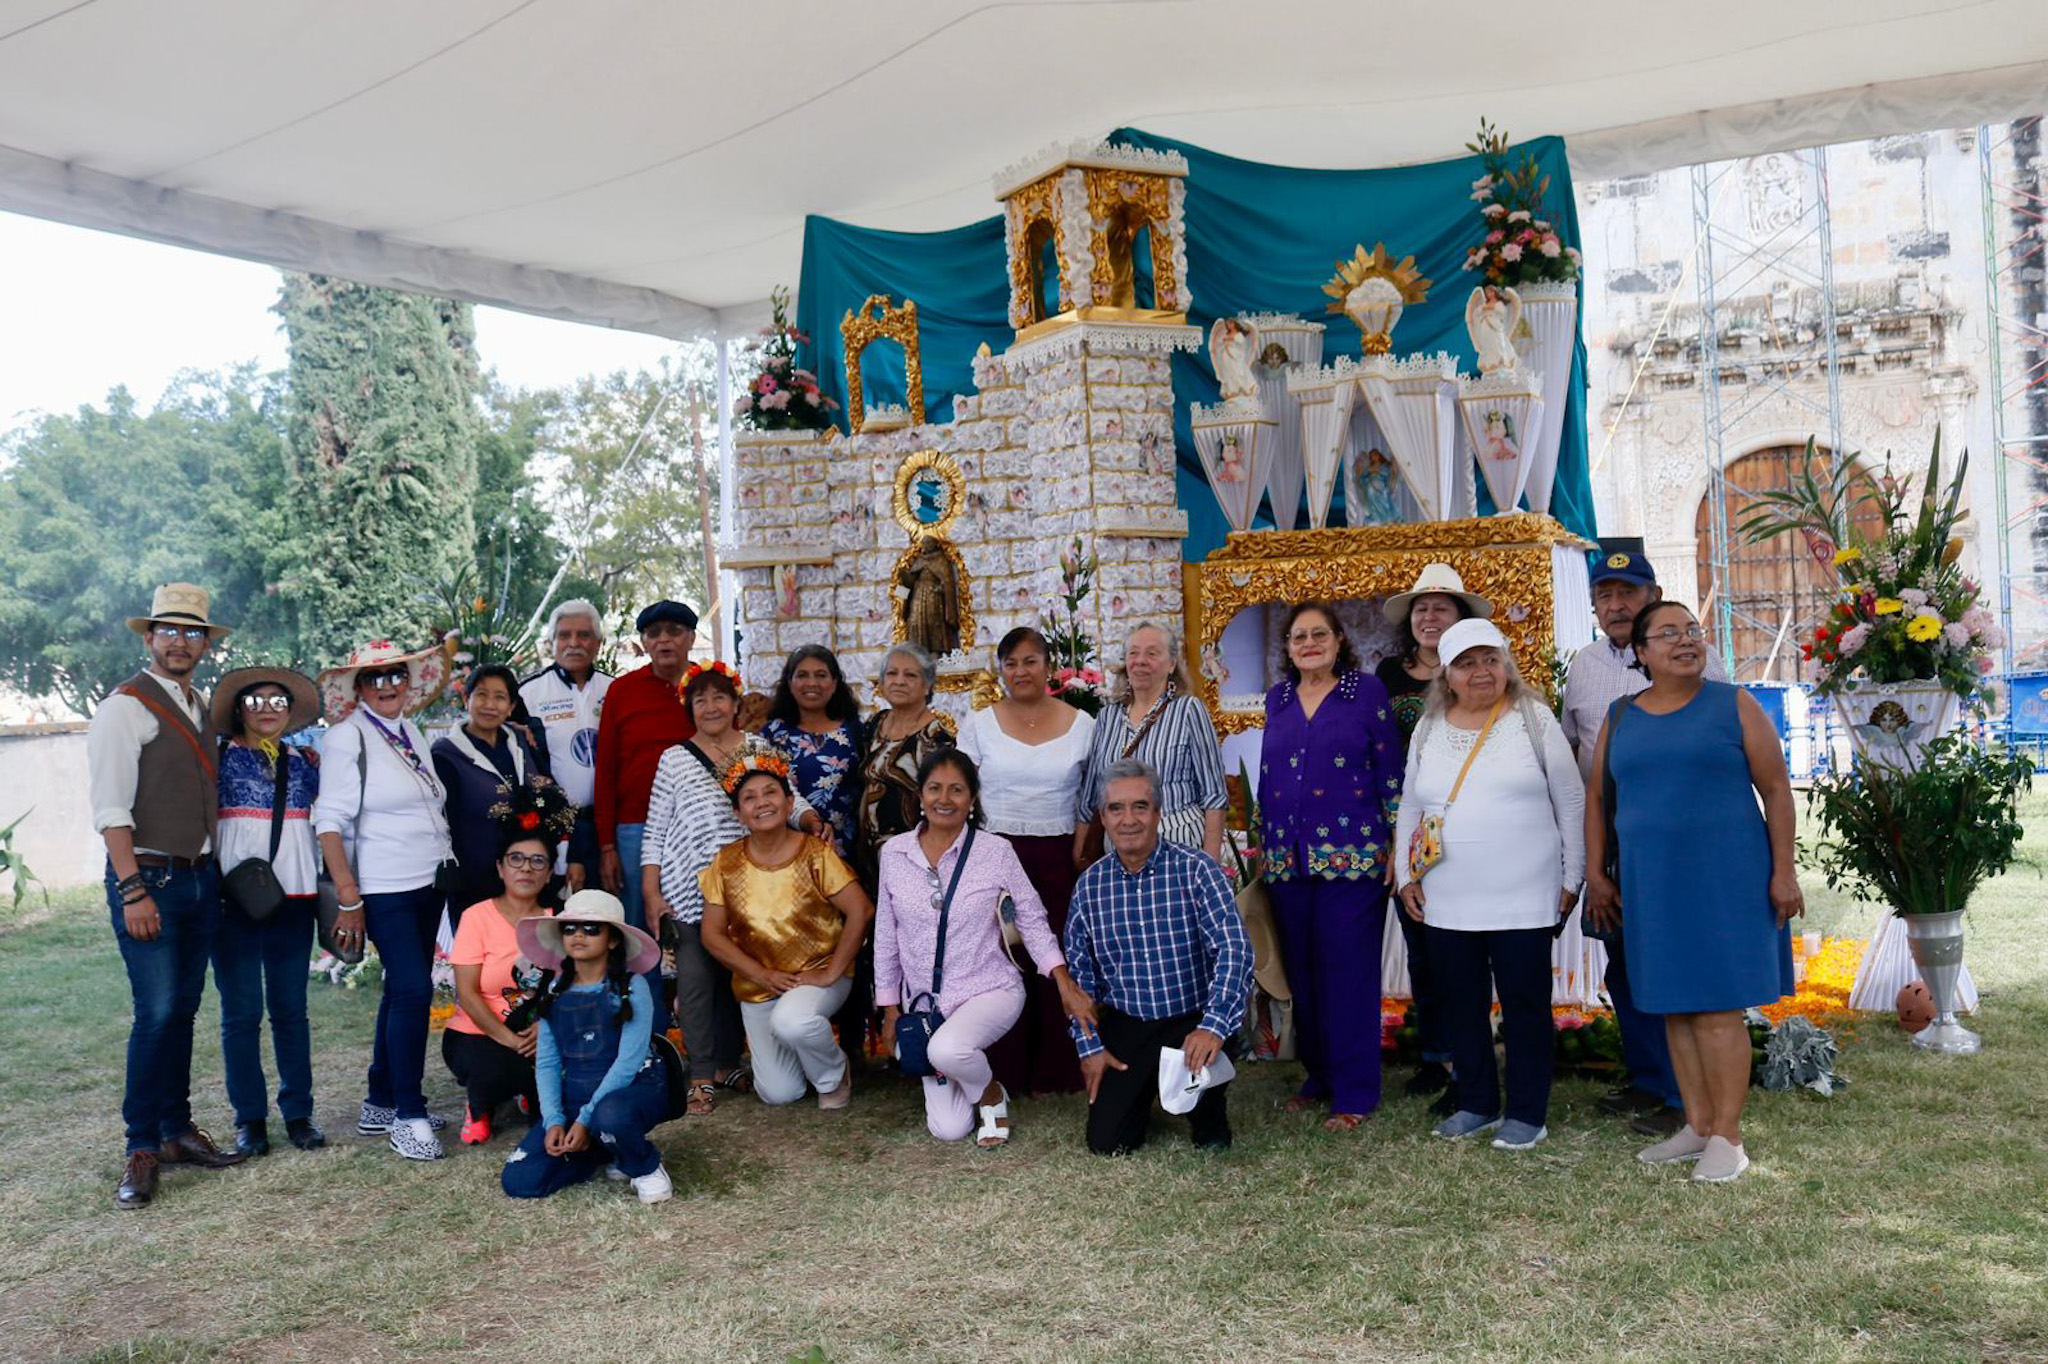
left=337, top=900, right=365, bottom=914
left=122, top=891, right=149, bottom=906
left=117, top=873, right=145, bottom=894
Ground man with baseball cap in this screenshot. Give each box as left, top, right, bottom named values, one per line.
left=1560, top=543, right=1726, bottom=1137
left=87, top=583, right=248, bottom=1209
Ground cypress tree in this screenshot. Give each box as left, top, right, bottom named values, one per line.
left=274, top=274, right=481, bottom=659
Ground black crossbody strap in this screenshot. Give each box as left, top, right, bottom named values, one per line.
left=265, top=748, right=290, bottom=863
left=929, top=824, right=976, bottom=999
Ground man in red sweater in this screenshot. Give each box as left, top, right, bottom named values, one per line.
left=595, top=601, right=698, bottom=1027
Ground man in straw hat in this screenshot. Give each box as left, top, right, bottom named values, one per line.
left=1560, top=541, right=1726, bottom=1140
left=86, top=583, right=248, bottom=1210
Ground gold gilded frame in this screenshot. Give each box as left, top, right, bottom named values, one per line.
left=1084, top=167, right=1179, bottom=311
left=892, top=534, right=976, bottom=658
left=841, top=295, right=924, bottom=434
left=890, top=448, right=965, bottom=539
left=1192, top=513, right=1592, bottom=736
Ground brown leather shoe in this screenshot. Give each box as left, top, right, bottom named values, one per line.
left=158, top=1127, right=247, bottom=1169
left=116, top=1151, right=159, bottom=1209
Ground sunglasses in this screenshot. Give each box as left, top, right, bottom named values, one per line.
left=501, top=852, right=550, bottom=871
left=555, top=921, right=609, bottom=937
left=152, top=625, right=209, bottom=642
left=362, top=670, right=411, bottom=690
left=241, top=694, right=292, bottom=713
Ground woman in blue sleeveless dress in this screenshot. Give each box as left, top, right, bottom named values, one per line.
left=1584, top=602, right=1800, bottom=1184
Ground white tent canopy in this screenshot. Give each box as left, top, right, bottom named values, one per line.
left=1, top=0, right=2042, bottom=338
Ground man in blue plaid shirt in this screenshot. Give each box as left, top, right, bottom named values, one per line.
left=1065, top=759, right=1252, bottom=1154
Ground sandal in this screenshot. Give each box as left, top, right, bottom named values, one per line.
left=687, top=1083, right=717, bottom=1117
left=1322, top=1112, right=1367, bottom=1132
left=714, top=1064, right=754, bottom=1096
left=975, top=1086, right=1012, bottom=1148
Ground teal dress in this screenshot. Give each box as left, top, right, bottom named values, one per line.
left=1609, top=680, right=1793, bottom=1013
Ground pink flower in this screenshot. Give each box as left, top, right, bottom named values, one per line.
left=1534, top=220, right=1551, bottom=233
left=1976, top=654, right=1996, bottom=674
left=1501, top=243, right=1523, bottom=262
left=1469, top=175, right=1494, bottom=201
left=1942, top=622, right=1971, bottom=648
left=756, top=374, right=779, bottom=394
left=1508, top=209, right=1532, bottom=224
left=761, top=389, right=791, bottom=410
left=1839, top=622, right=1872, bottom=655
left=1518, top=230, right=1536, bottom=244
left=1539, top=238, right=1562, bottom=258
left=1482, top=203, right=1508, bottom=219
left=1486, top=230, right=1505, bottom=244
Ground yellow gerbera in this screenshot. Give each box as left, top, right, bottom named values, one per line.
left=1832, top=547, right=1862, bottom=568
left=1874, top=597, right=1905, bottom=615
left=1905, top=613, right=1942, bottom=643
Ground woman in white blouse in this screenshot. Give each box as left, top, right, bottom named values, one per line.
left=1394, top=619, right=1583, bottom=1153
left=957, top=626, right=1094, bottom=1095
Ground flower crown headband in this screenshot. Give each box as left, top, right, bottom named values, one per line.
left=678, top=658, right=741, bottom=699
left=488, top=777, right=578, bottom=841
left=720, top=746, right=791, bottom=796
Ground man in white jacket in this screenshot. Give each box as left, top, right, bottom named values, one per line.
left=520, top=600, right=614, bottom=891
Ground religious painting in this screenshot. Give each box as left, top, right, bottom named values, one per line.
left=890, top=448, right=965, bottom=539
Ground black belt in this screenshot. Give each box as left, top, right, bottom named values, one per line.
left=133, top=853, right=206, bottom=869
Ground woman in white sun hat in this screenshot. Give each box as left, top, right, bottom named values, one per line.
left=311, top=640, right=456, bottom=1161
left=503, top=890, right=677, bottom=1204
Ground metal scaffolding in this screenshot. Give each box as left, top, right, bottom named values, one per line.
left=1690, top=148, right=1847, bottom=681
left=1979, top=117, right=2048, bottom=676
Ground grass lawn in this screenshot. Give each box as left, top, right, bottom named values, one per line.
left=3, top=797, right=2045, bottom=1363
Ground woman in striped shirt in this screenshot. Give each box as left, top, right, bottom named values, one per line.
left=1074, top=622, right=1228, bottom=867
left=639, top=661, right=823, bottom=1114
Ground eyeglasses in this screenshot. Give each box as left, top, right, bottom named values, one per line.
left=1288, top=628, right=1335, bottom=646
left=362, top=670, right=410, bottom=690
left=555, top=921, right=608, bottom=937
left=501, top=852, right=550, bottom=871
left=642, top=623, right=692, bottom=640
left=1644, top=625, right=1707, bottom=644
left=151, top=625, right=208, bottom=642
left=241, top=694, right=292, bottom=713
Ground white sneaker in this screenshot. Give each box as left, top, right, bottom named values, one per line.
left=1691, top=1135, right=1751, bottom=1183
left=605, top=1163, right=629, bottom=1182
left=387, top=1117, right=444, bottom=1161
left=631, top=1164, right=673, bottom=1204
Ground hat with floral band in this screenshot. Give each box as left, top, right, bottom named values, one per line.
left=316, top=640, right=450, bottom=722
left=517, top=889, right=661, bottom=977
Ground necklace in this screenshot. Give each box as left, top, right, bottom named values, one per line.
left=695, top=731, right=743, bottom=770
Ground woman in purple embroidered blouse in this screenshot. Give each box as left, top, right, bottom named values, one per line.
left=873, top=748, right=1096, bottom=1147
left=1258, top=600, right=1405, bottom=1129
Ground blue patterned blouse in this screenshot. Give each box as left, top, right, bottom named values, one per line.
left=763, top=718, right=864, bottom=856
left=1257, top=669, right=1405, bottom=882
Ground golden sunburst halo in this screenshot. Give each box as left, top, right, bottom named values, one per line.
left=1321, top=242, right=1433, bottom=313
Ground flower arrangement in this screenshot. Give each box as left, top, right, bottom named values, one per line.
left=489, top=778, right=577, bottom=843
left=1805, top=733, right=2034, bottom=915
left=1736, top=433, right=2000, bottom=699
left=720, top=743, right=793, bottom=796
left=1461, top=119, right=1580, bottom=288
left=1222, top=762, right=1262, bottom=894
left=733, top=286, right=838, bottom=432
left=1042, top=536, right=1104, bottom=714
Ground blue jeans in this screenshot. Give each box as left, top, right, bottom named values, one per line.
left=212, top=895, right=316, bottom=1124
left=612, top=822, right=670, bottom=1032
left=1606, top=931, right=1682, bottom=1108
left=500, top=1068, right=670, bottom=1198
left=362, top=884, right=442, bottom=1120
left=107, top=861, right=219, bottom=1153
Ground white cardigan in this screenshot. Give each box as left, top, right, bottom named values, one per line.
left=312, top=709, right=453, bottom=895
left=1393, top=696, right=1585, bottom=932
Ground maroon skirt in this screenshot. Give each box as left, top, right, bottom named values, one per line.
left=985, top=832, right=1083, bottom=1096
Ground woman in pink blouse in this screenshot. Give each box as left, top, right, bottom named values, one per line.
left=874, top=749, right=1096, bottom=1146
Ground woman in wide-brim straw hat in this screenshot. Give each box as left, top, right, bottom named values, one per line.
left=1375, top=562, right=1494, bottom=1109
left=504, top=890, right=675, bottom=1203
left=310, top=640, right=457, bottom=1161
left=211, top=666, right=328, bottom=1158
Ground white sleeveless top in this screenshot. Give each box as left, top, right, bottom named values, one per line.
left=956, top=706, right=1096, bottom=837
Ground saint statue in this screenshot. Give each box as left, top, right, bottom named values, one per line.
left=1464, top=285, right=1523, bottom=374
left=1209, top=316, right=1260, bottom=400
left=1352, top=447, right=1402, bottom=526
left=899, top=538, right=963, bottom=658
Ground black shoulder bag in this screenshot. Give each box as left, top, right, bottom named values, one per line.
left=1584, top=694, right=1632, bottom=945
left=895, top=824, right=976, bottom=1078
left=222, top=749, right=291, bottom=922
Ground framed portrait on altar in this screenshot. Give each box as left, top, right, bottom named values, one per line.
left=891, top=448, right=965, bottom=539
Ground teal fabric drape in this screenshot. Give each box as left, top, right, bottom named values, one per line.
left=794, top=130, right=1597, bottom=559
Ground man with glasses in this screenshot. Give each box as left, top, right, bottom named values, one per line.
left=86, top=584, right=249, bottom=1209
left=1559, top=546, right=1726, bottom=1139
left=593, top=600, right=699, bottom=1030
left=520, top=600, right=613, bottom=892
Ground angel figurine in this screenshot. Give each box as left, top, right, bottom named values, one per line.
left=1209, top=316, right=1260, bottom=400
left=1465, top=285, right=1523, bottom=374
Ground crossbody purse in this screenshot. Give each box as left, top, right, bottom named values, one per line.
left=895, top=825, right=977, bottom=1079
left=221, top=746, right=291, bottom=921
left=1404, top=697, right=1504, bottom=884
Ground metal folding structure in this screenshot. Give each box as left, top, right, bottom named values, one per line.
left=1689, top=148, right=1846, bottom=681
left=1979, top=117, right=2048, bottom=676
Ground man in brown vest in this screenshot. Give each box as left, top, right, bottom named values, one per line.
left=87, top=583, right=248, bottom=1209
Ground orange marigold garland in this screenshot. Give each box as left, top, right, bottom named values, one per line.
left=678, top=659, right=741, bottom=701
left=719, top=743, right=792, bottom=796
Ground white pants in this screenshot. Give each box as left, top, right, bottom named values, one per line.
left=921, top=986, right=1025, bottom=1142
left=740, top=979, right=854, bottom=1105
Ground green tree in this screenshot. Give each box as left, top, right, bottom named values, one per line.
left=0, top=370, right=293, bottom=714
left=273, top=274, right=482, bottom=661
left=538, top=349, right=719, bottom=620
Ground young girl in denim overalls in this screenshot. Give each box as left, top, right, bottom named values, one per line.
left=504, top=890, right=675, bottom=1203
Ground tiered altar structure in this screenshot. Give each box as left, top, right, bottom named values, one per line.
left=723, top=141, right=1593, bottom=720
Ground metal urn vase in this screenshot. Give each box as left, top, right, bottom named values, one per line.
left=1902, top=910, right=1981, bottom=1054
